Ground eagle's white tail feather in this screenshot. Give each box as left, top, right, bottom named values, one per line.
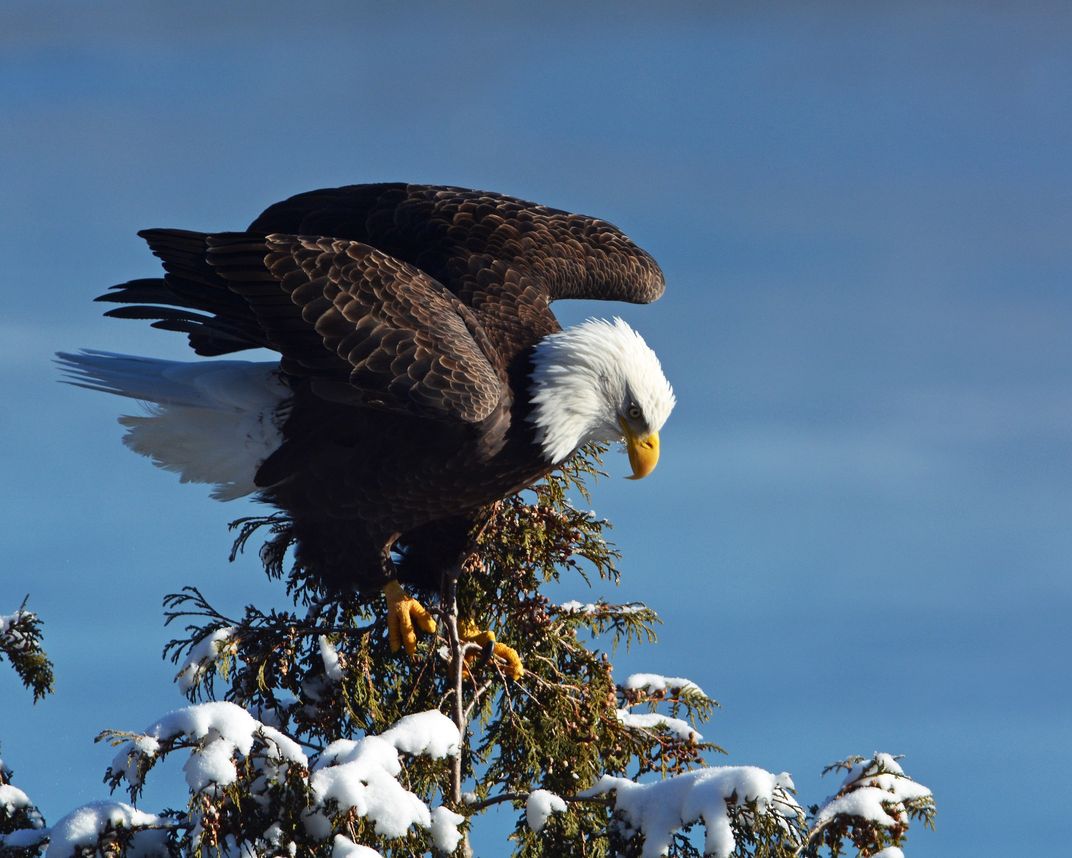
left=57, top=351, right=288, bottom=501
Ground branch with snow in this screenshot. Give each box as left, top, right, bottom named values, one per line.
left=611, top=667, right=723, bottom=782
left=318, top=636, right=346, bottom=682
left=174, top=626, right=238, bottom=693
left=42, top=802, right=179, bottom=858
left=309, top=710, right=463, bottom=850
left=525, top=789, right=568, bottom=833
left=93, top=702, right=467, bottom=856
left=0, top=602, right=55, bottom=702
left=554, top=599, right=660, bottom=649
left=616, top=709, right=702, bottom=743
left=623, top=673, right=705, bottom=698
left=0, top=757, right=48, bottom=854
left=799, top=754, right=935, bottom=857
left=101, top=701, right=307, bottom=799
left=161, top=587, right=376, bottom=707
left=583, top=765, right=804, bottom=858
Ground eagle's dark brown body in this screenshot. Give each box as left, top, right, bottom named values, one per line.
left=264, top=357, right=552, bottom=591
left=93, top=184, right=665, bottom=593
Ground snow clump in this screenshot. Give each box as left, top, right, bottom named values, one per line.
left=526, top=789, right=568, bottom=833
left=430, top=806, right=466, bottom=852
left=332, top=835, right=384, bottom=857
left=559, top=600, right=646, bottom=615
left=815, top=753, right=932, bottom=828
left=616, top=709, right=701, bottom=742
left=108, top=700, right=306, bottom=792
left=0, top=783, right=34, bottom=815
left=624, top=672, right=705, bottom=697
left=175, top=626, right=236, bottom=692
left=582, top=765, right=801, bottom=858
left=43, top=801, right=174, bottom=858
left=319, top=635, right=346, bottom=681
left=0, top=758, right=47, bottom=849
left=310, top=710, right=462, bottom=845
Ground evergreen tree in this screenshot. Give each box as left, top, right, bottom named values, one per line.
left=1, top=450, right=935, bottom=857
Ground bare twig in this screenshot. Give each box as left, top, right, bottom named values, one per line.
left=464, top=791, right=613, bottom=813
left=441, top=570, right=473, bottom=858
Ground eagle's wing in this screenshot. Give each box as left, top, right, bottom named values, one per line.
left=240, top=233, right=505, bottom=423
left=104, top=230, right=505, bottom=425
left=248, top=184, right=666, bottom=309
left=99, top=184, right=661, bottom=400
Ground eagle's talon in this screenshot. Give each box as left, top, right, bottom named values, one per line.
left=459, top=619, right=524, bottom=679
left=383, top=580, right=437, bottom=656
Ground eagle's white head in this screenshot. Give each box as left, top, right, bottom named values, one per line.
left=528, top=317, right=675, bottom=477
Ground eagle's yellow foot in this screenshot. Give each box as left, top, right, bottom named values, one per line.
left=458, top=618, right=524, bottom=680
left=383, top=580, right=437, bottom=656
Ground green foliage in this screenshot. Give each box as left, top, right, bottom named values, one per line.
left=130, top=448, right=733, bottom=856
left=0, top=448, right=937, bottom=857
left=0, top=599, right=54, bottom=703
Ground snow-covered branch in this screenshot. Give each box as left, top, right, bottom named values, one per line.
left=0, top=601, right=55, bottom=702
left=798, top=754, right=935, bottom=857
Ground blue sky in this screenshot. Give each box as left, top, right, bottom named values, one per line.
left=2, top=2, right=1070, bottom=854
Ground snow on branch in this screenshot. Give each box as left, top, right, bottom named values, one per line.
left=93, top=702, right=464, bottom=856
left=582, top=765, right=803, bottom=858
left=0, top=757, right=48, bottom=854
left=612, top=666, right=723, bottom=781
left=615, top=709, right=701, bottom=742
left=624, top=673, right=705, bottom=698
left=553, top=599, right=660, bottom=649
left=525, top=789, right=567, bottom=833
left=800, top=753, right=935, bottom=856
left=42, top=802, right=177, bottom=858
left=308, top=710, right=461, bottom=846
left=318, top=636, right=346, bottom=682
left=1, top=602, right=55, bottom=702
left=815, top=754, right=932, bottom=827
left=174, top=626, right=237, bottom=693
left=331, top=834, right=383, bottom=857
left=101, top=700, right=306, bottom=798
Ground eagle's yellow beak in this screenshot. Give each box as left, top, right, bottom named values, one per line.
left=620, top=418, right=660, bottom=479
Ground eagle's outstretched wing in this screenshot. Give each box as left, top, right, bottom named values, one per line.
left=221, top=233, right=504, bottom=423
left=101, top=230, right=505, bottom=425
left=97, top=183, right=663, bottom=406
left=248, top=184, right=665, bottom=350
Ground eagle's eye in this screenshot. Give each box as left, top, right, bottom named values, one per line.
left=626, top=405, right=642, bottom=420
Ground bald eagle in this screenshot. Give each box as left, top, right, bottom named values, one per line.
left=59, top=184, right=674, bottom=670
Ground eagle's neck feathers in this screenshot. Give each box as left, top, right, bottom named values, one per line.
left=527, top=317, right=675, bottom=464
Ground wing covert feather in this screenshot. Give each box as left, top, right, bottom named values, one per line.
left=206, top=234, right=505, bottom=424
left=250, top=184, right=666, bottom=307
